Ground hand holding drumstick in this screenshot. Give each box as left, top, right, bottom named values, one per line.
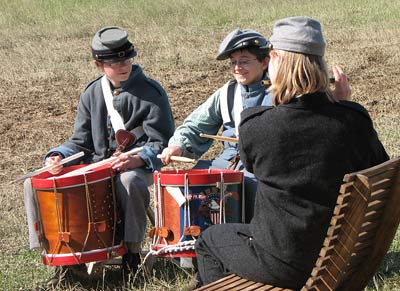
left=158, top=145, right=197, bottom=165
left=157, top=153, right=196, bottom=164
left=11, top=151, right=85, bottom=183
left=159, top=133, right=238, bottom=165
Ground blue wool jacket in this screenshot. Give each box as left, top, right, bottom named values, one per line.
left=168, top=76, right=272, bottom=168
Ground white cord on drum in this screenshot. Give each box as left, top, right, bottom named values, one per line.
left=147, top=240, right=196, bottom=256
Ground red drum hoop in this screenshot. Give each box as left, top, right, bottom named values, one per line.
left=150, top=169, right=244, bottom=258
left=154, top=169, right=243, bottom=185
left=31, top=164, right=126, bottom=266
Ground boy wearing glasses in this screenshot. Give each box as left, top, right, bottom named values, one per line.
left=23, top=26, right=175, bottom=286
left=160, top=28, right=272, bottom=223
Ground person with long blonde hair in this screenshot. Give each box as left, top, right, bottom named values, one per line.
left=194, top=16, right=388, bottom=290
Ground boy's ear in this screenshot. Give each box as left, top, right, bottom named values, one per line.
left=262, top=56, right=270, bottom=70
left=93, top=60, right=104, bottom=70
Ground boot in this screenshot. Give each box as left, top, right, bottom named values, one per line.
left=45, top=264, right=87, bottom=287
left=122, top=250, right=141, bottom=286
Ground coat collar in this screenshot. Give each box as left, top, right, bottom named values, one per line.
left=281, top=92, right=332, bottom=109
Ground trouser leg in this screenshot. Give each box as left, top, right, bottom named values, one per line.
left=23, top=178, right=40, bottom=249
left=195, top=223, right=261, bottom=285
left=115, top=168, right=152, bottom=244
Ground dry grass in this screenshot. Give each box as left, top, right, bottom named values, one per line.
left=0, top=0, right=399, bottom=290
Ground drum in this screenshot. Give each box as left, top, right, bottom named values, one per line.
left=150, top=169, right=244, bottom=258
left=31, top=164, right=126, bottom=266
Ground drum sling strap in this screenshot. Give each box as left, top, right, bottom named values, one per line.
left=219, top=80, right=242, bottom=169
left=220, top=80, right=243, bottom=136
left=101, top=75, right=145, bottom=149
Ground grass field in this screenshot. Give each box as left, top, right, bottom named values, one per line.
left=0, top=0, right=399, bottom=290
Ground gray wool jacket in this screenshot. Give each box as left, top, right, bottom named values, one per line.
left=47, top=65, right=175, bottom=171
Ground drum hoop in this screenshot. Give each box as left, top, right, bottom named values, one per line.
left=32, top=164, right=114, bottom=189
left=32, top=176, right=111, bottom=190
left=154, top=169, right=243, bottom=185
left=156, top=182, right=240, bottom=187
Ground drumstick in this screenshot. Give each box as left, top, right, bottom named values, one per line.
left=57, top=146, right=144, bottom=178
left=199, top=133, right=239, bottom=144
left=11, top=151, right=85, bottom=183
left=156, top=154, right=196, bottom=163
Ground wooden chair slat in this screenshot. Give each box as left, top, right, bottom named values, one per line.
left=318, top=245, right=334, bottom=258
left=360, top=220, right=379, bottom=232
left=195, top=274, right=238, bottom=290
left=254, top=285, right=287, bottom=291
left=230, top=280, right=264, bottom=291
left=194, top=157, right=400, bottom=291
left=236, top=282, right=270, bottom=291
left=315, top=250, right=346, bottom=274
left=366, top=199, right=386, bottom=212
left=312, top=266, right=338, bottom=288
left=302, top=276, right=333, bottom=291
left=332, top=203, right=348, bottom=217
left=343, top=158, right=399, bottom=183
left=326, top=224, right=342, bottom=237
left=311, top=259, right=341, bottom=281
left=371, top=180, right=392, bottom=194
left=217, top=277, right=259, bottom=291
left=368, top=168, right=396, bottom=184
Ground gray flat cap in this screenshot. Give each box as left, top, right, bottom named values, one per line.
left=216, top=28, right=269, bottom=60
left=91, top=26, right=137, bottom=62
left=269, top=16, right=325, bottom=57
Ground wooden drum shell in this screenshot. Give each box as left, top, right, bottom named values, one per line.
left=31, top=164, right=126, bottom=266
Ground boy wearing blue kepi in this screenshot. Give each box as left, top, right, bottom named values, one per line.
left=23, top=26, right=175, bottom=286
left=160, top=29, right=272, bottom=224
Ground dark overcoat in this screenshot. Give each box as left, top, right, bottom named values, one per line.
left=194, top=92, right=389, bottom=289
left=237, top=92, right=389, bottom=288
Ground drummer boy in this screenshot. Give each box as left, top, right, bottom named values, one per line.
left=23, top=26, right=175, bottom=287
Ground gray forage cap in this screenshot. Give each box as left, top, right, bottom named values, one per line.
left=91, top=26, right=137, bottom=62
left=269, top=16, right=325, bottom=57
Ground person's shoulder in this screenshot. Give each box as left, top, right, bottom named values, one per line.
left=144, top=77, right=167, bottom=96
left=82, top=75, right=102, bottom=92
left=240, top=106, right=273, bottom=124
left=336, top=100, right=372, bottom=121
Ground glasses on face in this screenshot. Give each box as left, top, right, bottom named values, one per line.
left=229, top=58, right=258, bottom=68
left=102, top=58, right=133, bottom=68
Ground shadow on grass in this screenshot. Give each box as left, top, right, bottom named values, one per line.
left=367, top=251, right=400, bottom=290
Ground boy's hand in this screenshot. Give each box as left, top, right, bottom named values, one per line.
left=45, top=155, right=63, bottom=175
left=111, top=154, right=145, bottom=172
left=159, top=146, right=184, bottom=165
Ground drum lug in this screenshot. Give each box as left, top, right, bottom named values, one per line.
left=148, top=227, right=156, bottom=238
left=183, top=226, right=201, bottom=237
left=88, top=221, right=106, bottom=233
left=149, top=227, right=174, bottom=241
left=58, top=232, right=71, bottom=243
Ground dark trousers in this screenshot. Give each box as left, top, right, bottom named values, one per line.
left=195, top=223, right=266, bottom=285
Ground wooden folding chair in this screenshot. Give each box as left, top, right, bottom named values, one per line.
left=194, top=156, right=400, bottom=291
